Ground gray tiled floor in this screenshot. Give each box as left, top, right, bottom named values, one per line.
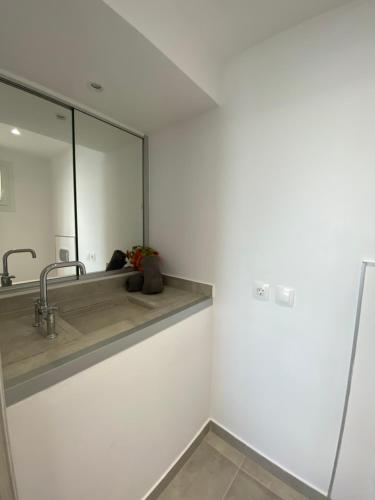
left=157, top=431, right=308, bottom=500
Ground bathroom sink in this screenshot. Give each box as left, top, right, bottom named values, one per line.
left=59, top=293, right=154, bottom=335
left=0, top=310, right=81, bottom=368
left=0, top=291, right=158, bottom=382
left=0, top=292, right=154, bottom=373
left=0, top=275, right=210, bottom=388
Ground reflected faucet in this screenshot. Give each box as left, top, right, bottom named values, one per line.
left=34, top=261, right=86, bottom=339
left=1, top=248, right=37, bottom=287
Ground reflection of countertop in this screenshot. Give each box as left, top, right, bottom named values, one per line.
left=0, top=274, right=213, bottom=405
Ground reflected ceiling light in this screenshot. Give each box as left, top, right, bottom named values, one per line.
left=89, top=81, right=103, bottom=92
left=11, top=128, right=21, bottom=136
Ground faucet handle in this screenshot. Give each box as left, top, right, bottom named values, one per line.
left=33, top=299, right=42, bottom=327
left=1, top=274, right=15, bottom=287
left=41, top=304, right=58, bottom=313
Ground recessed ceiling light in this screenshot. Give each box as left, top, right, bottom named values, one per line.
left=89, top=81, right=103, bottom=92
left=11, top=128, right=21, bottom=136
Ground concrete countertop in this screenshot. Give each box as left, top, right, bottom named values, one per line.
left=0, top=274, right=213, bottom=405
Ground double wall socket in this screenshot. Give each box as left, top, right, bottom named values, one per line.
left=253, top=281, right=295, bottom=307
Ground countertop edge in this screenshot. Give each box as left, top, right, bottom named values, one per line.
left=5, top=297, right=213, bottom=406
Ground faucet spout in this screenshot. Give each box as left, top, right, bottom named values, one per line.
left=39, top=261, right=86, bottom=307
left=1, top=248, right=37, bottom=287
left=35, top=261, right=86, bottom=339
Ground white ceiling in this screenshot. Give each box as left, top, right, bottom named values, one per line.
left=0, top=123, right=69, bottom=159
left=104, top=0, right=354, bottom=101
left=0, top=120, right=138, bottom=160
left=0, top=0, right=216, bottom=134
left=0, top=80, right=72, bottom=143
left=0, top=0, right=354, bottom=133
left=0, top=80, right=139, bottom=157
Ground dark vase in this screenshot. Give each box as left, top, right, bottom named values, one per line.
left=125, top=273, right=144, bottom=292
left=142, top=255, right=163, bottom=294
left=106, top=250, right=126, bottom=271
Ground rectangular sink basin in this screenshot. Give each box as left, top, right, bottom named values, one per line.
left=59, top=294, right=154, bottom=335
left=0, top=292, right=154, bottom=379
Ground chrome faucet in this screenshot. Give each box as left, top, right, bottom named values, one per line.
left=34, top=261, right=86, bottom=339
left=1, top=248, right=37, bottom=287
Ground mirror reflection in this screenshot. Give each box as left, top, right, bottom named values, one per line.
left=75, top=111, right=143, bottom=274
left=0, top=81, right=76, bottom=285
left=0, top=80, right=144, bottom=289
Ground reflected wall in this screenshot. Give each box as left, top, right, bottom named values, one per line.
left=0, top=81, right=75, bottom=283
left=75, top=111, right=143, bottom=273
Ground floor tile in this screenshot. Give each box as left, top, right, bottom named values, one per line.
left=205, top=431, right=245, bottom=467
left=241, top=457, right=308, bottom=500
left=225, top=470, right=281, bottom=500
left=157, top=441, right=238, bottom=500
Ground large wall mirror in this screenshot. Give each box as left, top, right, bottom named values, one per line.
left=75, top=111, right=143, bottom=274
left=0, top=81, right=76, bottom=283
left=0, top=79, right=144, bottom=288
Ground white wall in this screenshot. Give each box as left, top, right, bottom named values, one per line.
left=51, top=148, right=75, bottom=238
left=149, top=1, right=375, bottom=494
left=76, top=141, right=143, bottom=273
left=0, top=147, right=55, bottom=282
left=51, top=148, right=76, bottom=277
left=76, top=146, right=107, bottom=272
left=331, top=263, right=375, bottom=500
left=7, top=307, right=212, bottom=500
left=149, top=108, right=221, bottom=283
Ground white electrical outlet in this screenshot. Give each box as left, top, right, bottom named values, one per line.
left=253, top=281, right=270, bottom=301
left=276, top=285, right=295, bottom=307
